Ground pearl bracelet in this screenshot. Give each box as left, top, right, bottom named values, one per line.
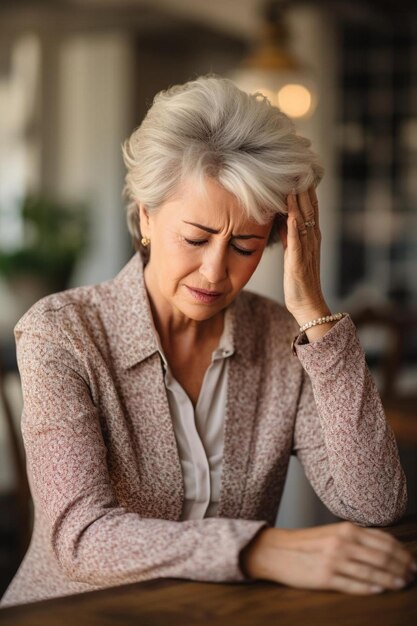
left=299, top=312, right=347, bottom=333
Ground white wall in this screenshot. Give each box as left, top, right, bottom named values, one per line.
left=57, top=33, right=135, bottom=286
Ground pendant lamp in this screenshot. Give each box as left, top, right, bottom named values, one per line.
left=231, top=0, right=317, bottom=119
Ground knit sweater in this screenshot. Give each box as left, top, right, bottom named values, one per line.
left=0, top=253, right=407, bottom=607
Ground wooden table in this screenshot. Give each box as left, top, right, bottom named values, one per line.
left=1, top=516, right=417, bottom=626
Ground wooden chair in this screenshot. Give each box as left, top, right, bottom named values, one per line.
left=0, top=353, right=32, bottom=559
left=351, top=305, right=417, bottom=446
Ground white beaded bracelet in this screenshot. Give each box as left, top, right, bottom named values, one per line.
left=299, top=312, right=348, bottom=333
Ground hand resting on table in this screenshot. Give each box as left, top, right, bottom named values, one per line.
left=240, top=521, right=417, bottom=595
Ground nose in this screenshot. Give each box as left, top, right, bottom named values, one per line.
left=199, top=244, right=228, bottom=285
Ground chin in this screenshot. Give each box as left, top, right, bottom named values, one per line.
left=185, top=306, right=223, bottom=321
left=177, top=300, right=226, bottom=321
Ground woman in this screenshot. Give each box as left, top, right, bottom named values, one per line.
left=1, top=75, right=414, bottom=608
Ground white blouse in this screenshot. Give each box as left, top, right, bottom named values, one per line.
left=151, top=307, right=234, bottom=520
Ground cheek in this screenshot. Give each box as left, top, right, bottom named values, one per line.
left=230, top=255, right=263, bottom=288
left=163, top=239, right=200, bottom=281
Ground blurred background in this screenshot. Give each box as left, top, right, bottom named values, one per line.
left=1, top=0, right=416, bottom=597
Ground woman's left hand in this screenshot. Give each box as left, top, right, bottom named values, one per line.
left=277, top=187, right=330, bottom=328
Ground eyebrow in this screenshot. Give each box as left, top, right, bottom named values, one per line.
left=183, top=221, right=265, bottom=240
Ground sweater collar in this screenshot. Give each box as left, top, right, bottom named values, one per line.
left=109, top=252, right=236, bottom=370
left=109, top=252, right=159, bottom=369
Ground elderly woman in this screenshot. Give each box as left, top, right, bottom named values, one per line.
left=1, top=75, right=414, bottom=608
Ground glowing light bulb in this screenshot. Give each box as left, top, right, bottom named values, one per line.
left=277, top=84, right=312, bottom=118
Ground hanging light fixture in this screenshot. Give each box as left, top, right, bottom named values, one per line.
left=231, top=0, right=317, bottom=119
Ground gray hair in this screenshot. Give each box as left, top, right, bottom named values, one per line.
left=121, top=74, right=324, bottom=249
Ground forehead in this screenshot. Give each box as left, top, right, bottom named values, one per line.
left=162, top=176, right=267, bottom=233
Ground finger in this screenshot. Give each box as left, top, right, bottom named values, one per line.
left=287, top=193, right=307, bottom=236
left=337, top=553, right=409, bottom=591
left=298, top=190, right=315, bottom=224
left=357, top=529, right=415, bottom=572
left=331, top=574, right=385, bottom=596
left=340, top=523, right=416, bottom=577
left=287, top=216, right=304, bottom=260
left=308, top=186, right=320, bottom=230
left=348, top=543, right=412, bottom=580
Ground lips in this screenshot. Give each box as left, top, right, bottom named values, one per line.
left=190, top=287, right=222, bottom=296
left=186, top=286, right=223, bottom=304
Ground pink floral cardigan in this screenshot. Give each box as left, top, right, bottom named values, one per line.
left=0, top=253, right=407, bottom=607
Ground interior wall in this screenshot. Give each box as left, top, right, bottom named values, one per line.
left=57, top=33, right=136, bottom=286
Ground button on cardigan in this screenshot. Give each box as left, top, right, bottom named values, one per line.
left=0, top=252, right=407, bottom=607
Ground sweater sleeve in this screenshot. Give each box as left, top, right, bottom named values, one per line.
left=292, top=314, right=407, bottom=527
left=15, top=314, right=267, bottom=588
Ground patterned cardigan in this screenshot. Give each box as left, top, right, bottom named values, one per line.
left=0, top=252, right=407, bottom=607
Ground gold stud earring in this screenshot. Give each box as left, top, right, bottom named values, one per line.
left=141, top=237, right=150, bottom=247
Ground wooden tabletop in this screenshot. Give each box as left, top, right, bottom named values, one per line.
left=1, top=516, right=416, bottom=626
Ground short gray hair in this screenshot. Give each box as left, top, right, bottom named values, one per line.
left=121, top=74, right=324, bottom=249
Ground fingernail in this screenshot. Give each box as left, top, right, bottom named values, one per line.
left=370, top=585, right=383, bottom=593
left=394, top=577, right=406, bottom=588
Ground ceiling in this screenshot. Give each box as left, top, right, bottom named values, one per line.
left=0, top=0, right=415, bottom=40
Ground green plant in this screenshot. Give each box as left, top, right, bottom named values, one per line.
left=0, top=195, right=89, bottom=291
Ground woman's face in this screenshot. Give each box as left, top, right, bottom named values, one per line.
left=140, top=176, right=273, bottom=323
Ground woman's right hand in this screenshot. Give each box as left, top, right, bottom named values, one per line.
left=240, top=521, right=417, bottom=595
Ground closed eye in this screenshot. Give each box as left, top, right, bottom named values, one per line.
left=184, top=238, right=255, bottom=256
left=185, top=238, right=206, bottom=247
left=232, top=245, right=255, bottom=256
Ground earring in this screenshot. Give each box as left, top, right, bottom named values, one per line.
left=141, top=236, right=150, bottom=247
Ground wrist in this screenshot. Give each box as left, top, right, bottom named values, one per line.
left=292, top=304, right=332, bottom=330
left=291, top=311, right=347, bottom=354
left=240, top=527, right=285, bottom=581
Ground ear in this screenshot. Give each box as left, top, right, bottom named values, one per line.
left=138, top=202, right=151, bottom=238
